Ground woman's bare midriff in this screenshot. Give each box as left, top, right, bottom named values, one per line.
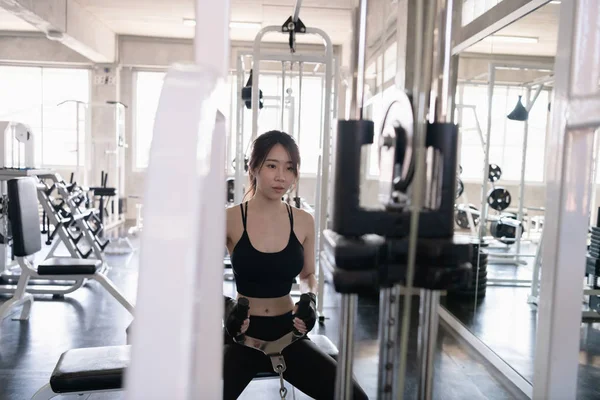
left=237, top=293, right=295, bottom=316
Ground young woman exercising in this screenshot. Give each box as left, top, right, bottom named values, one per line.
left=224, top=130, right=369, bottom=399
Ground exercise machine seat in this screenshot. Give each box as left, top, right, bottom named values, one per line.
left=255, top=334, right=338, bottom=379
left=37, top=257, right=101, bottom=275
left=50, top=345, right=129, bottom=393
left=47, top=335, right=338, bottom=392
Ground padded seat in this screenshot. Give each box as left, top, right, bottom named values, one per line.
left=255, top=334, right=338, bottom=379
left=47, top=335, right=337, bottom=392
left=37, top=257, right=101, bottom=275
left=50, top=345, right=129, bottom=394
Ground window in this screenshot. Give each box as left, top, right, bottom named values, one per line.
left=0, top=66, right=89, bottom=167
left=133, top=71, right=165, bottom=169
left=134, top=71, right=233, bottom=169
left=457, top=83, right=550, bottom=183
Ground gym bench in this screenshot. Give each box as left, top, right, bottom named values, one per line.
left=31, top=334, right=338, bottom=399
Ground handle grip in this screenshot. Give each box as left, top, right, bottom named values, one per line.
left=233, top=297, right=250, bottom=342
left=293, top=294, right=312, bottom=336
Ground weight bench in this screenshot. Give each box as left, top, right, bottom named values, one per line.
left=31, top=335, right=339, bottom=399
left=0, top=178, right=134, bottom=322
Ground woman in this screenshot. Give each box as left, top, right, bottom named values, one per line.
left=224, top=130, right=369, bottom=399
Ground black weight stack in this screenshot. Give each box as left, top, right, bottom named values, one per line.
left=587, top=226, right=600, bottom=311
left=447, top=240, right=488, bottom=300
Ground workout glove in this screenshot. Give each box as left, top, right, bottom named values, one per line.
left=224, top=296, right=250, bottom=339
left=293, top=292, right=317, bottom=335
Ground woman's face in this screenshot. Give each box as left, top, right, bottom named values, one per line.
left=254, top=144, right=297, bottom=200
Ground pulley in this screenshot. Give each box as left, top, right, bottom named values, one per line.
left=378, top=89, right=415, bottom=204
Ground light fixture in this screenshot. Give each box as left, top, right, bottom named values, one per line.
left=182, top=18, right=196, bottom=27
left=550, top=1, right=561, bottom=4
left=229, top=21, right=262, bottom=29
left=484, top=35, right=539, bottom=44
left=507, top=95, right=529, bottom=121
left=182, top=19, right=261, bottom=29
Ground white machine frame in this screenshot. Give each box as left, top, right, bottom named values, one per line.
left=477, top=63, right=552, bottom=268
left=232, top=21, right=337, bottom=321
left=0, top=121, right=36, bottom=169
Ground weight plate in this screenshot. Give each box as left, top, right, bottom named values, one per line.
left=456, top=178, right=464, bottom=199
left=488, top=164, right=502, bottom=182
left=378, top=89, right=415, bottom=193
left=487, top=187, right=512, bottom=211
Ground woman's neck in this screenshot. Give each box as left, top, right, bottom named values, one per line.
left=249, top=191, right=284, bottom=213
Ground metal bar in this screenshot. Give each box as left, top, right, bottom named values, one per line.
left=478, top=64, right=495, bottom=246
left=515, top=86, right=532, bottom=263
left=256, top=53, right=327, bottom=63
left=533, top=0, right=600, bottom=396
left=425, top=291, right=440, bottom=399
left=567, top=96, right=600, bottom=129
left=281, top=61, right=286, bottom=131
left=293, top=0, right=303, bottom=22
left=529, top=227, right=544, bottom=301
left=334, top=294, right=357, bottom=400
left=417, top=289, right=432, bottom=399
left=452, top=0, right=549, bottom=55
left=235, top=56, right=245, bottom=204
left=377, top=288, right=393, bottom=399
left=295, top=62, right=303, bottom=201
left=398, top=0, right=438, bottom=396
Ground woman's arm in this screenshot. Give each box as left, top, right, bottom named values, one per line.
left=298, top=211, right=318, bottom=294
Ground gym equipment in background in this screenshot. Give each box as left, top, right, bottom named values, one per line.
left=0, top=177, right=133, bottom=323
left=241, top=70, right=264, bottom=110
left=231, top=9, right=336, bottom=324
left=447, top=240, right=488, bottom=300
left=323, top=0, right=472, bottom=397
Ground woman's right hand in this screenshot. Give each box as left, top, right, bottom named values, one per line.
left=240, top=317, right=250, bottom=335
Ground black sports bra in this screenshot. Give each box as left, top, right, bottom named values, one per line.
left=230, top=202, right=304, bottom=298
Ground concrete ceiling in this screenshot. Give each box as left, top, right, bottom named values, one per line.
left=465, top=1, right=560, bottom=57
left=54, top=0, right=354, bottom=45
left=0, top=7, right=35, bottom=31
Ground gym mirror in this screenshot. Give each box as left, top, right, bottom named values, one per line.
left=439, top=0, right=572, bottom=393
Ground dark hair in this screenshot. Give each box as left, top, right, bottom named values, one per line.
left=244, top=130, right=301, bottom=200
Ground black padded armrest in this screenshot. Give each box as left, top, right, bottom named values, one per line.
left=50, top=345, right=129, bottom=393
left=91, top=187, right=117, bottom=197
left=38, top=257, right=101, bottom=275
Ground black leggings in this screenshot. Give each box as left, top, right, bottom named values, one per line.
left=223, top=312, right=369, bottom=399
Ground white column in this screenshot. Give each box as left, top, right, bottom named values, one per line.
left=533, top=0, right=600, bottom=398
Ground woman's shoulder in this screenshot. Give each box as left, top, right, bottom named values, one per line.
left=290, top=205, right=314, bottom=226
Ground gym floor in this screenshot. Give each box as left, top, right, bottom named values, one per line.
left=443, top=258, right=600, bottom=400
left=0, top=233, right=524, bottom=400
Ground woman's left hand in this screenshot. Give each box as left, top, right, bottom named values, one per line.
left=292, top=304, right=308, bottom=334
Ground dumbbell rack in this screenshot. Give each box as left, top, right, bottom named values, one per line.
left=36, top=173, right=108, bottom=268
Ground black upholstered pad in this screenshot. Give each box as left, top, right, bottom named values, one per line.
left=7, top=178, right=42, bottom=257
left=91, top=187, right=116, bottom=197
left=37, top=257, right=100, bottom=275
left=255, top=334, right=338, bottom=379
left=50, top=345, right=129, bottom=393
